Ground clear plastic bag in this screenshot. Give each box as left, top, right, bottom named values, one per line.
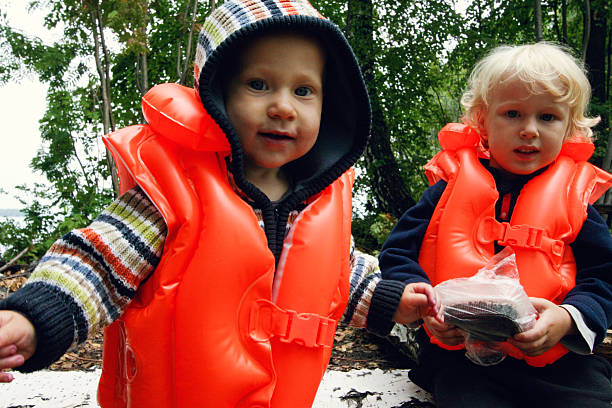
left=435, top=247, right=538, bottom=366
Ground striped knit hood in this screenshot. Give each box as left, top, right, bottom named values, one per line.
left=194, top=0, right=370, bottom=206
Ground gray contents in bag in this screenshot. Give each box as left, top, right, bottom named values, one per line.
left=443, top=301, right=522, bottom=341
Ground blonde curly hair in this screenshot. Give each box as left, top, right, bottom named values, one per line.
left=461, top=42, right=600, bottom=141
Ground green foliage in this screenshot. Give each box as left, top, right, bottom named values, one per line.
left=369, top=213, right=397, bottom=245
left=110, top=0, right=211, bottom=127
left=352, top=212, right=398, bottom=256
left=371, top=1, right=465, bottom=198
left=351, top=213, right=380, bottom=255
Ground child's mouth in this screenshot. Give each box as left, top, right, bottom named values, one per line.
left=514, top=147, right=538, bottom=155
left=259, top=132, right=294, bottom=141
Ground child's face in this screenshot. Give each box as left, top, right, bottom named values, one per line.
left=225, top=33, right=325, bottom=173
left=479, top=78, right=571, bottom=175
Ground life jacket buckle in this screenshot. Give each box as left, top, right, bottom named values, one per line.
left=478, top=217, right=565, bottom=267
left=498, top=223, right=542, bottom=248
left=280, top=310, right=336, bottom=348
left=249, top=299, right=337, bottom=348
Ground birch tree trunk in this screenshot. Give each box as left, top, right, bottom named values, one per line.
left=89, top=0, right=120, bottom=195
left=177, top=0, right=200, bottom=85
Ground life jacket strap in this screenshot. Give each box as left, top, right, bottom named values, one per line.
left=249, top=299, right=338, bottom=348
left=477, top=217, right=565, bottom=268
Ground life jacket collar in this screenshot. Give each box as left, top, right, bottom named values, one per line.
left=141, top=83, right=231, bottom=152
left=438, top=123, right=480, bottom=150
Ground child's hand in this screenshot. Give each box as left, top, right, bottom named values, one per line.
left=423, top=315, right=465, bottom=346
left=0, top=311, right=37, bottom=382
left=507, top=297, right=575, bottom=357
left=393, top=282, right=443, bottom=325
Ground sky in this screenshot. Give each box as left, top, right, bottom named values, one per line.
left=0, top=0, right=59, bottom=210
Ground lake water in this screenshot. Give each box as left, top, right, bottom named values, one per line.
left=0, top=215, right=25, bottom=225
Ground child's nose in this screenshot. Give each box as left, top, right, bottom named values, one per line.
left=268, top=92, right=297, bottom=120
left=520, top=118, right=539, bottom=139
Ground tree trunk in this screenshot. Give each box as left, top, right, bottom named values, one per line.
left=136, top=4, right=150, bottom=96
left=96, top=3, right=115, bottom=131
left=606, top=24, right=612, bottom=100
left=582, top=0, right=591, bottom=61
left=533, top=0, right=543, bottom=41
left=141, top=51, right=149, bottom=94
left=602, top=127, right=612, bottom=173
left=344, top=0, right=415, bottom=217
left=89, top=1, right=120, bottom=195
left=584, top=0, right=607, bottom=102
left=561, top=0, right=567, bottom=44
left=178, top=0, right=200, bottom=85
left=551, top=0, right=561, bottom=43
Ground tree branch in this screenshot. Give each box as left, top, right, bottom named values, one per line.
left=0, top=246, right=30, bottom=274
left=179, top=0, right=200, bottom=85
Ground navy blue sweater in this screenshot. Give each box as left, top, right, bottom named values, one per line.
left=366, top=163, right=612, bottom=348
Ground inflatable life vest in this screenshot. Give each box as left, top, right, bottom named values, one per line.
left=419, top=123, right=612, bottom=367
left=97, top=83, right=354, bottom=407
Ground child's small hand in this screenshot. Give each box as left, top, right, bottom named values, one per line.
left=423, top=315, right=465, bottom=346
left=507, top=297, right=574, bottom=357
left=0, top=311, right=37, bottom=382
left=393, top=282, right=443, bottom=325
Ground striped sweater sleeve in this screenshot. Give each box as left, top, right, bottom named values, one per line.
left=340, top=238, right=381, bottom=328
left=0, top=187, right=167, bottom=372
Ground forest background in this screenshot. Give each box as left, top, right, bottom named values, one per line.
left=0, top=0, right=610, bottom=264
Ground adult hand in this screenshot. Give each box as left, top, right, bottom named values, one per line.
left=0, top=311, right=37, bottom=382
left=507, top=297, right=574, bottom=357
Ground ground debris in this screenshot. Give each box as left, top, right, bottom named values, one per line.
left=340, top=388, right=379, bottom=401
left=329, top=325, right=417, bottom=372
left=392, top=398, right=436, bottom=408
left=0, top=264, right=29, bottom=300
left=339, top=388, right=381, bottom=407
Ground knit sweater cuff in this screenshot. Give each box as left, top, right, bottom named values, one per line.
left=366, top=279, right=406, bottom=337
left=0, top=283, right=75, bottom=372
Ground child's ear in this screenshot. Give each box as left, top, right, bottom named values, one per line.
left=474, top=110, right=489, bottom=149
left=476, top=109, right=487, bottom=134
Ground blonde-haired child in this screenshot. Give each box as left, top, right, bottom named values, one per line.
left=462, top=42, right=600, bottom=141
left=369, top=42, right=612, bottom=407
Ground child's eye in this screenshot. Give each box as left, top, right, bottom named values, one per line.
left=295, top=86, right=313, bottom=97
left=540, top=113, right=556, bottom=122
left=505, top=110, right=520, bottom=118
left=248, top=80, right=267, bottom=91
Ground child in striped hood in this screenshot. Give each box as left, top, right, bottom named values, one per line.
left=0, top=1, right=441, bottom=406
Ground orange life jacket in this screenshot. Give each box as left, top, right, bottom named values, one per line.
left=419, top=123, right=612, bottom=367
left=97, top=83, right=353, bottom=407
